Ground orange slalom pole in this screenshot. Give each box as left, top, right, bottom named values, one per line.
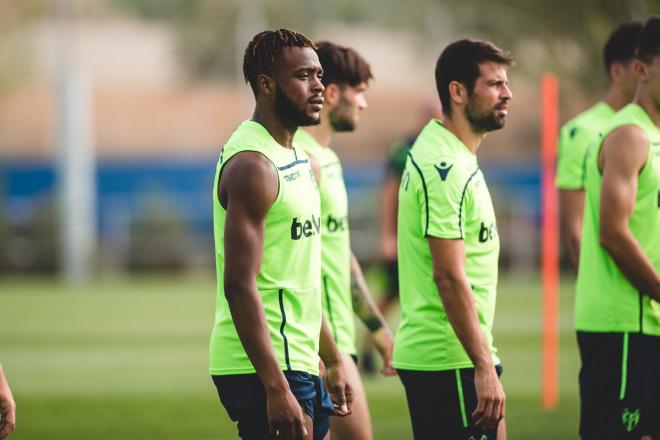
left=541, top=73, right=559, bottom=410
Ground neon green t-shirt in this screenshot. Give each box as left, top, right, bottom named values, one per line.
left=393, top=120, right=501, bottom=371
left=575, top=103, right=660, bottom=335
left=209, top=120, right=323, bottom=375
left=556, top=102, right=615, bottom=190
left=295, top=129, right=356, bottom=355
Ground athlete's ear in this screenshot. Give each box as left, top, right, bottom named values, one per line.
left=634, top=59, right=649, bottom=83
left=448, top=81, right=465, bottom=106
left=324, top=83, right=340, bottom=106
left=610, top=62, right=623, bottom=83
left=257, top=74, right=275, bottom=96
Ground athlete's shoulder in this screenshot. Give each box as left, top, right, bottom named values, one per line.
left=224, top=120, right=273, bottom=154
left=221, top=151, right=279, bottom=211
left=560, top=102, right=613, bottom=141
left=603, top=123, right=649, bottom=151
left=410, top=122, right=475, bottom=178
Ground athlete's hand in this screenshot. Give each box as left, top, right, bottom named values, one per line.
left=371, top=326, right=396, bottom=376
left=0, top=370, right=15, bottom=440
left=266, top=388, right=307, bottom=440
left=323, top=361, right=353, bottom=417
left=472, top=365, right=505, bottom=431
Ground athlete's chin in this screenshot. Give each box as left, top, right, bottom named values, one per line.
left=492, top=114, right=507, bottom=130
left=298, top=114, right=321, bottom=127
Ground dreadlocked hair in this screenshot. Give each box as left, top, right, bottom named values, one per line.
left=243, top=29, right=316, bottom=95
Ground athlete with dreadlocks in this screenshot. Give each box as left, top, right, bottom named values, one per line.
left=209, top=29, right=353, bottom=440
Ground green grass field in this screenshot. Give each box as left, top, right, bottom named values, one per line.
left=0, top=273, right=580, bottom=439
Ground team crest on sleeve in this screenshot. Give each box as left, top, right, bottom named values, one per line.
left=434, top=161, right=453, bottom=181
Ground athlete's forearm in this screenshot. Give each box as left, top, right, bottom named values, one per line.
left=224, top=284, right=289, bottom=393
left=318, top=316, right=342, bottom=367
left=600, top=226, right=660, bottom=301
left=350, top=252, right=387, bottom=332
left=559, top=190, right=584, bottom=271
left=380, top=178, right=400, bottom=256
left=433, top=271, right=493, bottom=370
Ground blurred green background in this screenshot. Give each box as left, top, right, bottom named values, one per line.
left=0, top=274, right=579, bottom=439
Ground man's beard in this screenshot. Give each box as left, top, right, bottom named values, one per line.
left=328, top=97, right=356, bottom=132
left=275, top=85, right=320, bottom=127
left=465, top=95, right=506, bottom=133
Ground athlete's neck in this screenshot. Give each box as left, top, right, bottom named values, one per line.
left=603, top=85, right=633, bottom=112
left=304, top=117, right=333, bottom=148
left=441, top=113, right=485, bottom=155
left=251, top=106, right=297, bottom=148
left=634, top=92, right=660, bottom=128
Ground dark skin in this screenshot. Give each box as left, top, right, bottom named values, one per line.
left=219, top=46, right=351, bottom=440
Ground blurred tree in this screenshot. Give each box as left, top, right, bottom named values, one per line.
left=0, top=0, right=53, bottom=93
left=109, top=0, right=658, bottom=96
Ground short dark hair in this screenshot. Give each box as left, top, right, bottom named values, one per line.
left=243, top=29, right=316, bottom=95
left=603, top=21, right=643, bottom=77
left=435, top=39, right=513, bottom=117
left=636, top=16, right=660, bottom=64
left=315, top=41, right=373, bottom=87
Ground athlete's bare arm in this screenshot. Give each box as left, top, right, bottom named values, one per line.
left=380, top=176, right=401, bottom=260
left=559, top=189, right=585, bottom=271
left=349, top=252, right=395, bottom=375
left=0, top=364, right=16, bottom=440
left=428, top=237, right=505, bottom=431
left=319, top=317, right=353, bottom=415
left=220, top=152, right=308, bottom=440
left=599, top=125, right=660, bottom=301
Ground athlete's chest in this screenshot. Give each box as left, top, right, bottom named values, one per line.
left=319, top=161, right=348, bottom=215
left=465, top=171, right=498, bottom=245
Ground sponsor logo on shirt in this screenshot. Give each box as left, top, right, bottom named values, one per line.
left=479, top=221, right=498, bottom=243
left=326, top=214, right=348, bottom=233
left=291, top=215, right=321, bottom=240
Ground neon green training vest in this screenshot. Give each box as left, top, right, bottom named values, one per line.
left=556, top=101, right=615, bottom=190
left=295, top=129, right=356, bottom=355
left=209, top=120, right=323, bottom=375
left=576, top=103, right=660, bottom=335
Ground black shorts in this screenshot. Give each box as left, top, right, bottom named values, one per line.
left=577, top=331, right=660, bottom=439
left=383, top=259, right=399, bottom=299
left=212, top=371, right=334, bottom=440
left=398, top=365, right=503, bottom=439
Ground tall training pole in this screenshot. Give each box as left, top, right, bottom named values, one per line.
left=56, top=0, right=96, bottom=283
left=541, top=73, right=559, bottom=410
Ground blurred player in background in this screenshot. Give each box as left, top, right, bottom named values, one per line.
left=365, top=102, right=441, bottom=374
left=295, top=41, right=395, bottom=440
left=574, top=16, right=660, bottom=440
left=209, top=29, right=352, bottom=440
left=375, top=102, right=442, bottom=340
left=394, top=39, right=513, bottom=439
left=556, top=21, right=642, bottom=270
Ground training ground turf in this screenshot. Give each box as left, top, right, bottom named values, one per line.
left=0, top=273, right=579, bottom=439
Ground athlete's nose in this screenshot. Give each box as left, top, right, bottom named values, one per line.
left=502, top=83, right=512, bottom=101
left=312, top=73, right=324, bottom=94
